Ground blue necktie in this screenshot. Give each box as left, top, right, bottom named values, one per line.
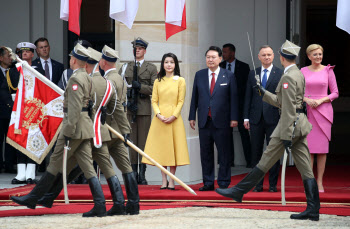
left=262, top=69, right=268, bottom=88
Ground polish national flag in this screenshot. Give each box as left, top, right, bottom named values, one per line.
left=165, top=0, right=186, bottom=40
left=337, top=0, right=350, bottom=34
left=110, top=0, right=139, bottom=29
left=60, top=0, right=83, bottom=36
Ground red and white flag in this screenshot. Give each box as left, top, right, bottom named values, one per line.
left=93, top=80, right=113, bottom=148
left=7, top=62, right=64, bottom=164
left=336, top=0, right=350, bottom=34
left=165, top=0, right=186, bottom=40
left=110, top=0, right=139, bottom=29
left=60, top=0, right=83, bottom=36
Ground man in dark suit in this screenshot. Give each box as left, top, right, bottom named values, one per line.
left=0, top=46, right=18, bottom=173
left=243, top=45, right=283, bottom=192
left=189, top=46, right=239, bottom=191
left=220, top=43, right=252, bottom=167
left=32, top=37, right=64, bottom=85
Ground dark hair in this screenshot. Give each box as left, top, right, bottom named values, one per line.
left=157, top=53, right=180, bottom=81
left=223, top=43, right=236, bottom=52
left=259, top=45, right=273, bottom=51
left=0, top=46, right=8, bottom=57
left=205, top=46, right=222, bottom=57
left=34, top=37, right=49, bottom=47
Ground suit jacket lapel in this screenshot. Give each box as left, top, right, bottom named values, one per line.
left=211, top=68, right=224, bottom=97
left=265, top=66, right=275, bottom=89
left=0, top=70, right=5, bottom=84
left=204, top=69, right=210, bottom=96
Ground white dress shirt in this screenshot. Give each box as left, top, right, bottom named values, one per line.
left=136, top=59, right=145, bottom=67
left=208, top=67, right=220, bottom=89
left=40, top=57, right=52, bottom=81
left=260, top=64, right=273, bottom=82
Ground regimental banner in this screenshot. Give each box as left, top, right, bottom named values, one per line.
left=6, top=63, right=64, bottom=164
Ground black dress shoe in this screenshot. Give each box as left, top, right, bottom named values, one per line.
left=199, top=185, right=214, bottom=191
left=253, top=186, right=263, bottom=192
left=160, top=181, right=169, bottom=190
left=26, top=178, right=37, bottom=184
left=11, top=178, right=26, bottom=184
left=269, top=186, right=277, bottom=192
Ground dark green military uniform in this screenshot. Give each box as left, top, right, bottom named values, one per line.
left=47, top=67, right=96, bottom=179
left=260, top=64, right=313, bottom=179
left=119, top=61, right=157, bottom=164
left=105, top=68, right=133, bottom=173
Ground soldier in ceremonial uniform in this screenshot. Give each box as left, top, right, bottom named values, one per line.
left=100, top=45, right=140, bottom=215
left=11, top=44, right=107, bottom=218
left=119, top=37, right=157, bottom=184
left=216, top=41, right=320, bottom=221
left=34, top=46, right=141, bottom=215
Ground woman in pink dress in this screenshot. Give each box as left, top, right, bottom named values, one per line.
left=301, top=44, right=339, bottom=192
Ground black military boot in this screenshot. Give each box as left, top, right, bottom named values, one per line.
left=11, top=172, right=56, bottom=209
left=37, top=166, right=83, bottom=208
left=138, top=163, right=148, bottom=185
left=215, top=167, right=265, bottom=202
left=290, top=178, right=320, bottom=221
left=131, top=164, right=138, bottom=183
left=106, top=176, right=126, bottom=216
left=123, top=172, right=140, bottom=215
left=82, top=177, right=107, bottom=217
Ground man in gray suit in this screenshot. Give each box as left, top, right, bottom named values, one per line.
left=243, top=45, right=283, bottom=192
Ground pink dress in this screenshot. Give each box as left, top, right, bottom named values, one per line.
left=301, top=65, right=339, bottom=154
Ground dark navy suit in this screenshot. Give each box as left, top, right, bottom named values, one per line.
left=32, top=58, right=64, bottom=85
left=189, top=67, right=238, bottom=187
left=244, top=65, right=282, bottom=189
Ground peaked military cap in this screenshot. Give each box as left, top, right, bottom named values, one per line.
left=69, top=43, right=91, bottom=62
left=17, top=42, right=36, bottom=52
left=74, top=39, right=92, bottom=49
left=279, top=40, right=300, bottom=60
left=101, top=45, right=119, bottom=63
left=87, top=47, right=102, bottom=64
left=131, top=37, right=149, bottom=49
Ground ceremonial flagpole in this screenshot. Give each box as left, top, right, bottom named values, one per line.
left=106, top=124, right=197, bottom=196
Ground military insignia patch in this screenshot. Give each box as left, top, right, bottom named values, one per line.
left=283, top=83, right=288, bottom=89
left=72, top=84, right=78, bottom=91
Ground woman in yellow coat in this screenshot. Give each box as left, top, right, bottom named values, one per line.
left=142, top=53, right=190, bottom=190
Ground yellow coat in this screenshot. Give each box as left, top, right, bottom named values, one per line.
left=142, top=75, right=190, bottom=166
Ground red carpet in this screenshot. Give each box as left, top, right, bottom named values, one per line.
left=0, top=165, right=349, bottom=217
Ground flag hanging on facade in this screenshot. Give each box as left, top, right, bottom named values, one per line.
left=7, top=62, right=64, bottom=164
left=165, top=0, right=186, bottom=40
left=336, top=0, right=350, bottom=34
left=110, top=0, right=139, bottom=29
left=60, top=0, right=83, bottom=36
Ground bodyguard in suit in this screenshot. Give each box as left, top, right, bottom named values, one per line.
left=0, top=46, right=18, bottom=173
left=220, top=43, right=252, bottom=167
left=244, top=45, right=283, bottom=192
left=216, top=40, right=320, bottom=221
left=189, top=46, right=239, bottom=191
left=32, top=37, right=64, bottom=85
